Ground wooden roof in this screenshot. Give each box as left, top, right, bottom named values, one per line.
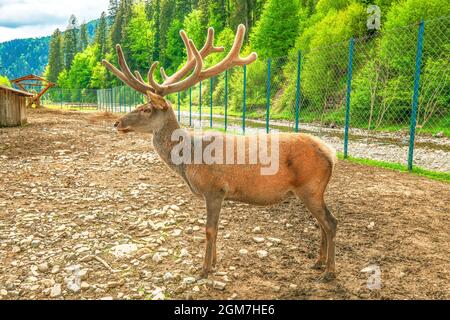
left=11, top=74, right=55, bottom=86
left=0, top=84, right=34, bottom=97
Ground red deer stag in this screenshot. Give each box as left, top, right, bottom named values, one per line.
left=103, top=25, right=338, bottom=281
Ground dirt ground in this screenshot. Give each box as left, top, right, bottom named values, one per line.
left=0, top=109, right=448, bottom=300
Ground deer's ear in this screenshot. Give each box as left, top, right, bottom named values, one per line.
left=146, top=90, right=168, bottom=110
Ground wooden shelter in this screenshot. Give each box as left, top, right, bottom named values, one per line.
left=11, top=74, right=55, bottom=108
left=0, top=85, right=33, bottom=127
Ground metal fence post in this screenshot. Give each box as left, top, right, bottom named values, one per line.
left=242, top=65, right=247, bottom=134
left=344, top=38, right=355, bottom=159
left=408, top=20, right=425, bottom=171
left=199, top=81, right=202, bottom=126
left=210, top=77, right=213, bottom=128
left=189, top=87, right=192, bottom=127
left=266, top=58, right=272, bottom=134
left=224, top=70, right=228, bottom=131
left=111, top=87, right=114, bottom=113
left=177, top=92, right=181, bottom=122
left=294, top=51, right=302, bottom=132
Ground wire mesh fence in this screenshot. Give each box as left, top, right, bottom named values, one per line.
left=41, top=87, right=98, bottom=110
left=38, top=16, right=449, bottom=173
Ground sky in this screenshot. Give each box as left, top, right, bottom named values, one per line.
left=0, top=0, right=110, bottom=42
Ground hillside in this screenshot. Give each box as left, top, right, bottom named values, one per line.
left=0, top=20, right=98, bottom=80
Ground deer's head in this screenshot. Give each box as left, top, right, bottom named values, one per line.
left=103, top=25, right=257, bottom=134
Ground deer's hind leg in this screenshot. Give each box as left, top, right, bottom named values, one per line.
left=295, top=187, right=338, bottom=281
left=311, top=226, right=327, bottom=270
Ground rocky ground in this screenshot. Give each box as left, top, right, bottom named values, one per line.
left=0, top=109, right=448, bottom=300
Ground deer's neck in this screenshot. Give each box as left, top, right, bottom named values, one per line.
left=152, top=112, right=184, bottom=174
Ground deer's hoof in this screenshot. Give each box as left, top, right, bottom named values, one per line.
left=317, top=271, right=336, bottom=283
left=200, top=270, right=210, bottom=279
left=311, top=261, right=325, bottom=270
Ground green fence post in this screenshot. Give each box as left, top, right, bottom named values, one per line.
left=199, top=81, right=202, bottom=126
left=210, top=77, right=213, bottom=128
left=189, top=87, right=192, bottom=127
left=408, top=20, right=425, bottom=171
left=344, top=38, right=355, bottom=159
left=266, top=58, right=272, bottom=134
left=120, top=87, right=123, bottom=113
left=60, top=88, right=63, bottom=109
left=177, top=92, right=181, bottom=122
left=242, top=65, right=247, bottom=134
left=294, top=51, right=302, bottom=132
left=112, top=87, right=115, bottom=113
left=224, top=70, right=228, bottom=131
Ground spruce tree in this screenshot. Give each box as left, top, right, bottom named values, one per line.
left=109, top=0, right=119, bottom=19
left=47, top=29, right=64, bottom=83
left=110, top=0, right=125, bottom=46
left=159, top=0, right=176, bottom=64
left=63, top=15, right=79, bottom=69
left=198, top=0, right=210, bottom=27
left=80, top=22, right=89, bottom=51
left=151, top=0, right=161, bottom=62
left=175, top=0, right=192, bottom=21
left=208, top=0, right=227, bottom=33
left=95, top=12, right=109, bottom=59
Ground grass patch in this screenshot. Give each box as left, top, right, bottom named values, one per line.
left=338, top=153, right=450, bottom=183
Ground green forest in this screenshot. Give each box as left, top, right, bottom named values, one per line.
left=2, top=0, right=449, bottom=132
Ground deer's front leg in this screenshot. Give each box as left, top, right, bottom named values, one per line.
left=201, top=193, right=224, bottom=278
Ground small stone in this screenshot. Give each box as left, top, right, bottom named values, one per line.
left=367, top=222, right=375, bottom=230
left=267, top=237, right=282, bottom=244
left=31, top=240, right=41, bottom=248
left=180, top=248, right=190, bottom=257
left=81, top=282, right=90, bottom=290
left=213, top=281, right=227, bottom=291
left=151, top=288, right=165, bottom=300
left=100, top=296, right=114, bottom=300
left=12, top=246, right=21, bottom=253
left=152, top=252, right=163, bottom=263
left=253, top=237, right=265, bottom=244
left=67, top=282, right=81, bottom=293
left=50, top=284, right=62, bottom=298
left=110, top=244, right=138, bottom=258
left=256, top=250, right=268, bottom=259
left=172, top=229, right=182, bottom=237
left=50, top=265, right=60, bottom=274
left=78, top=269, right=89, bottom=280
left=183, top=277, right=196, bottom=285
left=289, top=284, right=298, bottom=290
left=239, top=249, right=248, bottom=256
left=272, top=285, right=281, bottom=292
left=170, top=205, right=180, bottom=212
left=0, top=289, right=8, bottom=297
left=252, top=226, right=262, bottom=234
left=38, top=262, right=49, bottom=273
left=163, top=272, right=174, bottom=282
left=107, top=281, right=121, bottom=289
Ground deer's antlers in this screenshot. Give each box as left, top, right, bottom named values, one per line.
left=102, top=24, right=257, bottom=97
